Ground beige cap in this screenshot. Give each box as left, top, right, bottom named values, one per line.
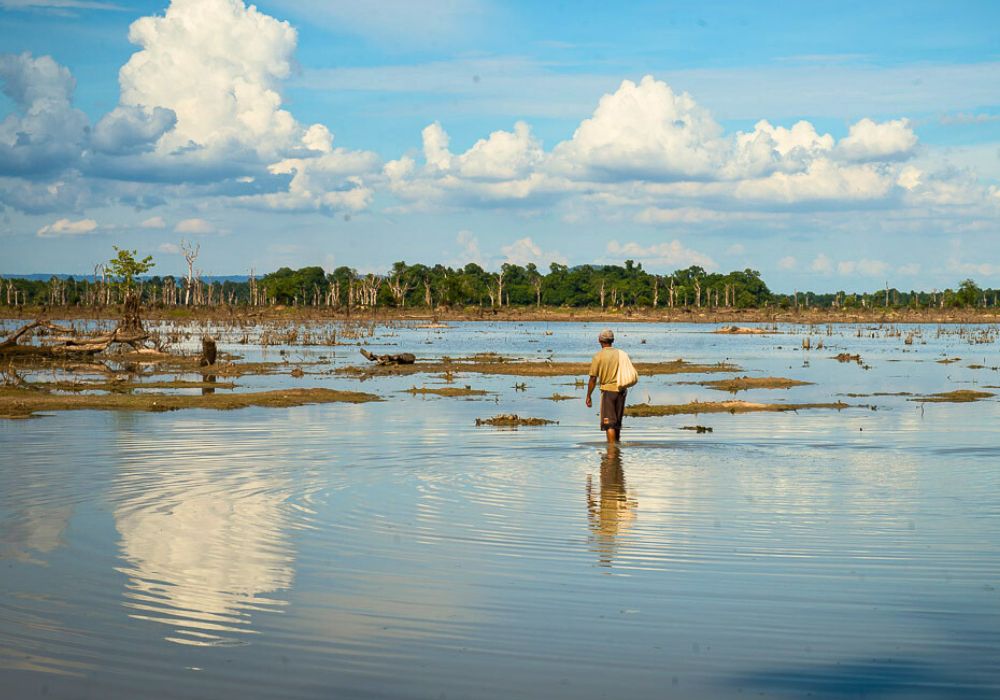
left=598, top=329, right=615, bottom=342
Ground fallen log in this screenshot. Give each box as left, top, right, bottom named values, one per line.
left=360, top=348, right=416, bottom=365
left=0, top=320, right=149, bottom=357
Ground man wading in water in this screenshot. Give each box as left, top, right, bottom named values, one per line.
left=585, top=329, right=634, bottom=444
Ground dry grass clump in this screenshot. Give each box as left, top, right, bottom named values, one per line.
left=544, top=393, right=577, bottom=401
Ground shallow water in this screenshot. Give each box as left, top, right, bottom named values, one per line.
left=2, top=321, right=999, bottom=699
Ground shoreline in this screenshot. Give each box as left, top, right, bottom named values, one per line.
left=3, top=305, right=1000, bottom=325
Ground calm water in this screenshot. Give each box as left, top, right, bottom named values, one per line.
left=2, top=321, right=999, bottom=699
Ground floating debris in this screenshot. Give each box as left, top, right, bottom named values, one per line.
left=834, top=353, right=862, bottom=363
left=475, top=414, right=557, bottom=427
left=680, top=425, right=713, bottom=433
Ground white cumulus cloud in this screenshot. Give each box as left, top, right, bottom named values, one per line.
left=810, top=254, right=833, bottom=274
left=500, top=237, right=566, bottom=267
left=174, top=217, right=213, bottom=234
left=119, top=0, right=300, bottom=160
left=836, top=118, right=917, bottom=162
left=452, top=230, right=488, bottom=268
left=550, top=75, right=724, bottom=182
left=0, top=52, right=88, bottom=175
left=92, top=105, right=176, bottom=155
left=36, top=217, right=97, bottom=237
left=99, top=0, right=380, bottom=211
left=140, top=216, right=166, bottom=229
left=606, top=239, right=716, bottom=270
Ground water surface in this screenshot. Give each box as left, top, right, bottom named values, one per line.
left=2, top=322, right=999, bottom=699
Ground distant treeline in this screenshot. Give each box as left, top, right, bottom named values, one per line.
left=1, top=260, right=997, bottom=310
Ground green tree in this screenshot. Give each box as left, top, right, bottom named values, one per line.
left=955, top=278, right=981, bottom=307
left=108, top=247, right=154, bottom=292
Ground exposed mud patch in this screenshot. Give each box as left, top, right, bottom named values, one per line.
left=403, top=386, right=489, bottom=397
left=910, top=390, right=994, bottom=403
left=338, top=357, right=740, bottom=379
left=688, top=376, right=812, bottom=392
left=0, top=387, right=379, bottom=419
left=715, top=326, right=772, bottom=334
left=626, top=400, right=851, bottom=417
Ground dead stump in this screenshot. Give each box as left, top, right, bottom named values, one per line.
left=200, top=335, right=217, bottom=367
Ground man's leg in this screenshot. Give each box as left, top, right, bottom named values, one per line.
left=613, top=389, right=625, bottom=442
left=606, top=428, right=617, bottom=443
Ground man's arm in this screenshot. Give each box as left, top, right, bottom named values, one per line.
left=585, top=375, right=597, bottom=407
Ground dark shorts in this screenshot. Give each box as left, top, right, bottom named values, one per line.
left=600, top=389, right=627, bottom=431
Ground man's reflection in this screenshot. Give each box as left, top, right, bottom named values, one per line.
left=586, top=445, right=637, bottom=568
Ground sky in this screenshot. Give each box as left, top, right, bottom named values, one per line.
left=0, top=0, right=998, bottom=292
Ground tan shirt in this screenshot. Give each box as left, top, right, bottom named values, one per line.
left=589, top=347, right=620, bottom=391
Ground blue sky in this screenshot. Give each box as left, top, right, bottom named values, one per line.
left=1, top=0, right=999, bottom=291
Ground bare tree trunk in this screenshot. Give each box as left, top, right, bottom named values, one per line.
left=181, top=240, right=200, bottom=306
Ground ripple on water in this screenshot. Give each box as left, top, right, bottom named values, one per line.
left=2, top=322, right=1000, bottom=699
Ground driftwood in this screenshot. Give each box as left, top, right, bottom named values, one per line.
left=0, top=320, right=149, bottom=357
left=360, top=348, right=416, bottom=365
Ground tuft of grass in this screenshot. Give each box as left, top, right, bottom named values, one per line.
left=475, top=414, right=557, bottom=427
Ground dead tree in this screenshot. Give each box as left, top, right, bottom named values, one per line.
left=493, top=269, right=506, bottom=308
left=387, top=273, right=413, bottom=308
left=359, top=274, right=382, bottom=307
left=423, top=277, right=433, bottom=308
left=531, top=274, right=543, bottom=308
left=181, top=240, right=200, bottom=306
